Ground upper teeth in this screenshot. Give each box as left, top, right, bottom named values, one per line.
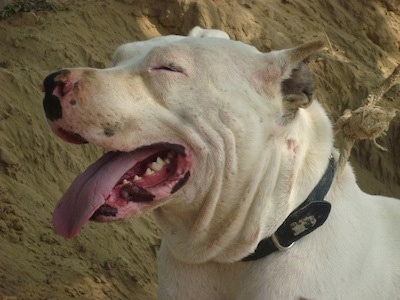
left=144, top=168, right=155, bottom=176
left=143, top=156, right=172, bottom=176
left=151, top=157, right=166, bottom=171
left=121, top=155, right=173, bottom=185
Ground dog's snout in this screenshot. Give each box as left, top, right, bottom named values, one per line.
left=42, top=70, right=72, bottom=121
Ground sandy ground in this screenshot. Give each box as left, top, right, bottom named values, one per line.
left=0, top=0, right=399, bottom=299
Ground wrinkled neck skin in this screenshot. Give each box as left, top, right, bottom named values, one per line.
left=154, top=100, right=333, bottom=264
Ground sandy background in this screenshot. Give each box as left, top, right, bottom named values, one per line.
left=0, top=0, right=399, bottom=299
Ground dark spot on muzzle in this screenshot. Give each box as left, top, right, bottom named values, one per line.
left=42, top=70, right=70, bottom=121
left=90, top=204, right=118, bottom=220
left=120, top=183, right=155, bottom=202
left=104, top=127, right=115, bottom=137
left=171, top=171, right=190, bottom=194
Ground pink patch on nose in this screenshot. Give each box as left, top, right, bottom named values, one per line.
left=62, top=80, right=74, bottom=96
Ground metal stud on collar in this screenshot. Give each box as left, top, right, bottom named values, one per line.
left=272, top=233, right=294, bottom=251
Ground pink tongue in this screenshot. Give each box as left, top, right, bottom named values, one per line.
left=52, top=151, right=147, bottom=238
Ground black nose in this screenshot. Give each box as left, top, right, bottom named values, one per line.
left=43, top=70, right=68, bottom=121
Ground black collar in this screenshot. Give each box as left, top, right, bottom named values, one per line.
left=242, top=156, right=335, bottom=262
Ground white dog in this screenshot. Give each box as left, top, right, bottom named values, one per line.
left=42, top=27, right=400, bottom=299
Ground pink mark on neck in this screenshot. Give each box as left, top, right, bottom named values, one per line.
left=286, top=139, right=298, bottom=161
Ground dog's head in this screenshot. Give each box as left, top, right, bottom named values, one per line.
left=43, top=28, right=324, bottom=243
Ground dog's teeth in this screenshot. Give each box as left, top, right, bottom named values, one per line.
left=165, top=158, right=171, bottom=164
left=144, top=168, right=155, bottom=176
left=133, top=175, right=142, bottom=181
left=167, top=151, right=174, bottom=159
left=156, top=156, right=165, bottom=165
left=151, top=163, right=162, bottom=171
left=151, top=157, right=165, bottom=171
left=122, top=179, right=130, bottom=185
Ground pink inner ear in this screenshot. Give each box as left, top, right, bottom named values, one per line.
left=252, top=62, right=284, bottom=97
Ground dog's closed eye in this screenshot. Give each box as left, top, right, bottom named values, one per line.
left=151, top=63, right=184, bottom=73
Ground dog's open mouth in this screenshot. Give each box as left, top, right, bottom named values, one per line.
left=52, top=141, right=192, bottom=238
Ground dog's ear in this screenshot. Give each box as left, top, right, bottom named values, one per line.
left=281, top=62, right=313, bottom=111
left=188, top=26, right=230, bottom=39
left=286, top=40, right=324, bottom=66
left=279, top=41, right=324, bottom=118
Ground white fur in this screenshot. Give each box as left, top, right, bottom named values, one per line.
left=52, top=28, right=400, bottom=299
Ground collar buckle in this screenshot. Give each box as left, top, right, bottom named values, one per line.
left=271, top=233, right=294, bottom=251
